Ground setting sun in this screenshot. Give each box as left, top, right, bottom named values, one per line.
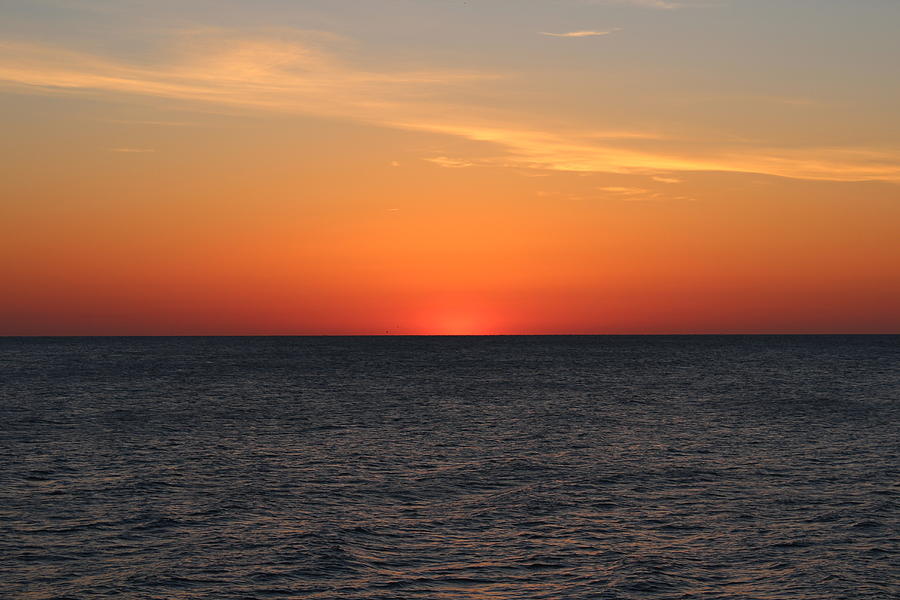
left=419, top=309, right=496, bottom=336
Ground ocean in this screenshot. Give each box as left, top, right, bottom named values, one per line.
left=1, top=335, right=898, bottom=599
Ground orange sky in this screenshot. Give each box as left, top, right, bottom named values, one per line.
left=1, top=1, right=899, bottom=334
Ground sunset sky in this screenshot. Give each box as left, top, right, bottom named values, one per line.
left=2, top=0, right=899, bottom=335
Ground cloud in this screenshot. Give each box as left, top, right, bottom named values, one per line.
left=652, top=175, right=683, bottom=183
left=597, top=185, right=695, bottom=202
left=626, top=0, right=681, bottom=8
left=1, top=31, right=898, bottom=184
left=540, top=29, right=620, bottom=38
left=403, top=121, right=900, bottom=183
left=0, top=32, right=488, bottom=121
left=584, top=0, right=720, bottom=9
left=425, top=156, right=475, bottom=168
left=587, top=131, right=670, bottom=140
left=590, top=0, right=687, bottom=8
left=599, top=186, right=650, bottom=195
left=103, top=119, right=196, bottom=127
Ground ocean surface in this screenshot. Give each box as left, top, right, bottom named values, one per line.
left=1, top=335, right=898, bottom=599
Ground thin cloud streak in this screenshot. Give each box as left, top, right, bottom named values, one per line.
left=0, top=36, right=487, bottom=120
left=401, top=121, right=900, bottom=183
left=585, top=0, right=725, bottom=9
left=540, top=29, right=620, bottom=38
left=589, top=0, right=696, bottom=9
left=102, top=119, right=197, bottom=127
left=425, top=156, right=475, bottom=168
left=599, top=186, right=650, bottom=194
left=626, top=0, right=681, bottom=8
left=1, top=33, right=898, bottom=184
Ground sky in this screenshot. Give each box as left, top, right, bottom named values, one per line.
left=1, top=0, right=899, bottom=335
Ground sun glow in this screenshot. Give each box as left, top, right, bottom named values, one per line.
left=415, top=304, right=499, bottom=336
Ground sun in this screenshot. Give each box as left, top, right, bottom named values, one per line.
left=434, top=313, right=483, bottom=336
left=414, top=304, right=498, bottom=335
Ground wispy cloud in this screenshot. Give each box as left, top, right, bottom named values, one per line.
left=586, top=0, right=717, bottom=9
left=425, top=156, right=475, bottom=168
left=103, top=119, right=197, bottom=127
left=540, top=29, right=620, bottom=38
left=599, top=186, right=650, bottom=195
left=1, top=31, right=898, bottom=184
left=403, top=121, right=900, bottom=183
left=0, top=32, right=487, bottom=120
left=652, top=175, right=683, bottom=184
left=597, top=186, right=665, bottom=201
left=591, top=0, right=686, bottom=9
left=625, top=0, right=682, bottom=8
left=597, top=185, right=694, bottom=202
left=587, top=130, right=670, bottom=140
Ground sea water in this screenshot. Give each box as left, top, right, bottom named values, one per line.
left=2, top=336, right=898, bottom=599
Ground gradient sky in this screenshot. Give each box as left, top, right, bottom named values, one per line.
left=2, top=0, right=899, bottom=334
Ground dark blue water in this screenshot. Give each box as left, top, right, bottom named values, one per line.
left=1, top=336, right=898, bottom=599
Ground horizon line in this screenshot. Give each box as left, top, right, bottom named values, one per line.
left=3, top=333, right=898, bottom=338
